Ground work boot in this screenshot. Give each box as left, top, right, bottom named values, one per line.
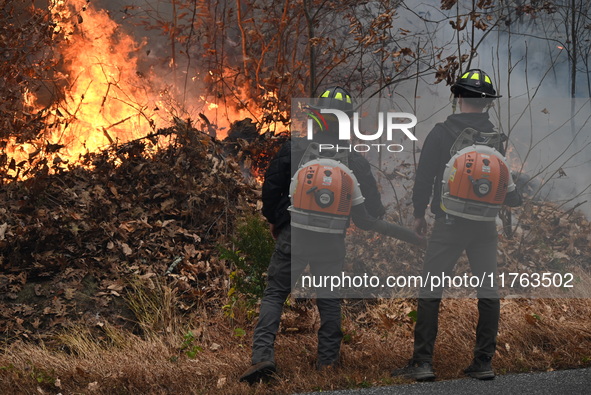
left=391, top=360, right=436, bottom=381
left=464, top=355, right=495, bottom=380
left=239, top=361, right=277, bottom=384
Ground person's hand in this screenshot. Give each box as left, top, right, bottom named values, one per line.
left=413, top=217, right=427, bottom=236
left=415, top=234, right=428, bottom=249
left=269, top=223, right=279, bottom=240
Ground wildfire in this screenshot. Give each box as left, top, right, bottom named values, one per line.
left=3, top=0, right=164, bottom=177
left=200, top=68, right=289, bottom=137
left=4, top=0, right=288, bottom=179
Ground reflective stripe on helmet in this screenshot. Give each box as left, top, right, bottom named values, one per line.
left=462, top=71, right=492, bottom=85
left=319, top=89, right=351, bottom=103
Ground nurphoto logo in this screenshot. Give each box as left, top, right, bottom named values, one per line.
left=306, top=108, right=418, bottom=153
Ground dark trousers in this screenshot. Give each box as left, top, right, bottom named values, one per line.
left=251, top=225, right=344, bottom=365
left=413, top=217, right=500, bottom=362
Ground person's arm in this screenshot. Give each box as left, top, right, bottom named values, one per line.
left=412, top=130, right=441, bottom=220
left=412, top=217, right=428, bottom=236
left=502, top=140, right=523, bottom=208
left=261, top=142, right=291, bottom=227
left=503, top=175, right=523, bottom=207
left=350, top=204, right=426, bottom=246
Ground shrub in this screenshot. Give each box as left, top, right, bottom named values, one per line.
left=219, top=215, right=275, bottom=306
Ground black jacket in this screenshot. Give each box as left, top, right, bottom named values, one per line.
left=262, top=132, right=386, bottom=231
left=412, top=112, right=519, bottom=219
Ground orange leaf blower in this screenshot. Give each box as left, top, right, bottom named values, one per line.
left=289, top=158, right=356, bottom=234
left=441, top=145, right=515, bottom=221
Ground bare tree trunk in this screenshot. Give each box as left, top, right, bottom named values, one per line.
left=571, top=0, right=577, bottom=99
left=570, top=0, right=577, bottom=136
left=303, top=0, right=316, bottom=97
left=236, top=0, right=250, bottom=84
left=171, top=0, right=178, bottom=87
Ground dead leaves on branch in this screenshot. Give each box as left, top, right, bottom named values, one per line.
left=441, top=0, right=458, bottom=11
left=434, top=54, right=470, bottom=85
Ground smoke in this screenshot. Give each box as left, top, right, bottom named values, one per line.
left=366, top=0, right=591, bottom=218
left=40, top=0, right=590, bottom=216
left=90, top=0, right=254, bottom=135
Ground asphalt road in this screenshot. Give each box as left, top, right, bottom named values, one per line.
left=298, top=368, right=591, bottom=395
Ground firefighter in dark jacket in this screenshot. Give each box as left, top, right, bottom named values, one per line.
left=240, top=87, right=423, bottom=384
left=392, top=70, right=522, bottom=382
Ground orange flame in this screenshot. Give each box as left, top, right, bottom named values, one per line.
left=4, top=0, right=165, bottom=175
left=48, top=0, right=159, bottom=151
left=5, top=0, right=288, bottom=179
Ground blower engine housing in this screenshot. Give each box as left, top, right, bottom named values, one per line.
left=441, top=145, right=515, bottom=221
left=289, top=158, right=362, bottom=233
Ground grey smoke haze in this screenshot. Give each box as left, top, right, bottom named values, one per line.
left=377, top=1, right=591, bottom=218
left=94, top=0, right=591, bottom=216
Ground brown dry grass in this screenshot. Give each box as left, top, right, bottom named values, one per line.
left=1, top=297, right=590, bottom=395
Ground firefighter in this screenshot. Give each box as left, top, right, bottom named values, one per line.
left=391, top=69, right=522, bottom=381
left=240, top=86, right=424, bottom=384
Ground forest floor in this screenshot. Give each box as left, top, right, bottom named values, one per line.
left=0, top=124, right=589, bottom=394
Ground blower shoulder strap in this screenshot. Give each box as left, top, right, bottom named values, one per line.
left=443, top=123, right=506, bottom=156
left=298, top=142, right=349, bottom=168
